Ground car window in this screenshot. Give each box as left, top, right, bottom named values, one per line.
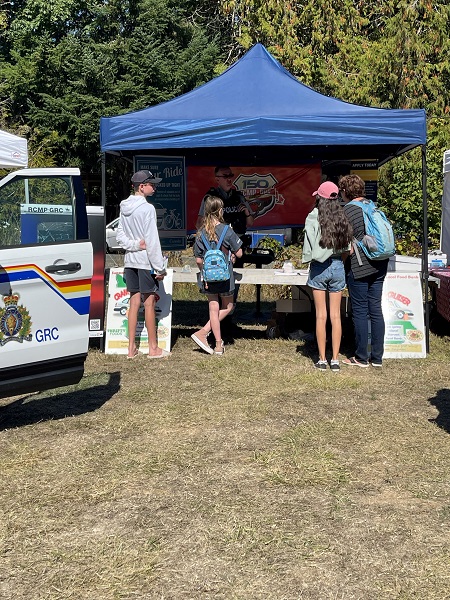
left=0, top=175, right=75, bottom=247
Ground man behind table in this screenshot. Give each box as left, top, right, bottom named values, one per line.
left=196, top=166, right=254, bottom=263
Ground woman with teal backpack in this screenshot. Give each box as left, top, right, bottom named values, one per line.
left=339, top=174, right=391, bottom=368
left=192, top=196, right=243, bottom=355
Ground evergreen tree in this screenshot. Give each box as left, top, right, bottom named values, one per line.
left=215, top=0, right=450, bottom=251
left=0, top=0, right=219, bottom=173
left=1, top=0, right=450, bottom=248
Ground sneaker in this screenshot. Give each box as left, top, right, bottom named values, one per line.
left=191, top=331, right=213, bottom=355
left=370, top=361, right=382, bottom=368
left=214, top=340, right=225, bottom=356
left=314, top=360, right=328, bottom=370
left=342, top=357, right=369, bottom=368
left=330, top=360, right=340, bottom=372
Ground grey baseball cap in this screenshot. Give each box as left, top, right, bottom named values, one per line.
left=131, top=170, right=162, bottom=184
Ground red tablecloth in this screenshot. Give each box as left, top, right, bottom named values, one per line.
left=431, top=268, right=450, bottom=321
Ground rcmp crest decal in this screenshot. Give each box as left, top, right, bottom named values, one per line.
left=0, top=291, right=32, bottom=346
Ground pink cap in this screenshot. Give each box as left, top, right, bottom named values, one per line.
left=312, top=181, right=339, bottom=199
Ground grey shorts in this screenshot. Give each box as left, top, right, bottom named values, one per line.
left=307, top=258, right=346, bottom=293
left=124, top=268, right=159, bottom=294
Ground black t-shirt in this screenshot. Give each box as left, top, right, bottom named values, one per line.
left=200, top=187, right=248, bottom=235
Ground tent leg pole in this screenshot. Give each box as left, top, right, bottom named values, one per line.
left=255, top=283, right=261, bottom=315
left=100, top=152, right=106, bottom=353
left=101, top=152, right=106, bottom=209
left=422, top=144, right=430, bottom=353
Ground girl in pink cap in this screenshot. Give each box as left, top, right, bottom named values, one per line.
left=302, top=181, right=353, bottom=371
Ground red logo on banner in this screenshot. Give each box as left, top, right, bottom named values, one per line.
left=234, top=172, right=279, bottom=218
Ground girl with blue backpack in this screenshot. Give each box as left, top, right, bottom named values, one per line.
left=192, top=196, right=243, bottom=355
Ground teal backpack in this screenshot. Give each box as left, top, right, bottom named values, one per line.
left=348, top=199, right=395, bottom=262
left=201, top=225, right=230, bottom=282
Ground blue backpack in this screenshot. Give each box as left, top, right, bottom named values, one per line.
left=348, top=199, right=395, bottom=262
left=201, top=225, right=230, bottom=282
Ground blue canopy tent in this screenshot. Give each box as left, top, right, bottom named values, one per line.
left=100, top=43, right=430, bottom=348
left=100, top=43, right=425, bottom=164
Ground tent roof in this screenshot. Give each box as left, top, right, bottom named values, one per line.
left=100, top=43, right=426, bottom=164
left=0, top=129, right=28, bottom=169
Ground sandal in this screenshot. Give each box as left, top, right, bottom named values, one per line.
left=342, top=356, right=369, bottom=368
left=147, top=349, right=171, bottom=359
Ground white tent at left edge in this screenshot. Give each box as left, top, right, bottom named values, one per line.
left=0, top=129, right=28, bottom=168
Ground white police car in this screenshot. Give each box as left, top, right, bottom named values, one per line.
left=0, top=168, right=93, bottom=398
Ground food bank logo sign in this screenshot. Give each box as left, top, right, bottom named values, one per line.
left=234, top=173, right=284, bottom=219
left=382, top=273, right=426, bottom=358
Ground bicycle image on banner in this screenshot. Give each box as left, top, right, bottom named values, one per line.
left=154, top=205, right=182, bottom=229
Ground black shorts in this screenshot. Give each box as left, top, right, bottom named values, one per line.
left=196, top=273, right=234, bottom=298
left=124, top=268, right=159, bottom=294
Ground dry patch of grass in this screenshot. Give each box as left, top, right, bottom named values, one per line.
left=1, top=310, right=450, bottom=599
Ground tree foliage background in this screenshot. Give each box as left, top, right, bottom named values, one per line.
left=1, top=0, right=450, bottom=248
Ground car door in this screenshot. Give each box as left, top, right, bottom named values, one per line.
left=0, top=168, right=93, bottom=398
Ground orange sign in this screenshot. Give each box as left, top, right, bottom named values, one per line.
left=187, top=164, right=321, bottom=232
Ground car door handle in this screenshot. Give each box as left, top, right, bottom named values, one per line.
left=45, top=262, right=82, bottom=274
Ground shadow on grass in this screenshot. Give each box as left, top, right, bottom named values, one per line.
left=292, top=313, right=356, bottom=363
left=171, top=300, right=274, bottom=345
left=430, top=311, right=450, bottom=338
left=171, top=301, right=358, bottom=359
left=428, top=389, right=450, bottom=434
left=0, top=371, right=120, bottom=430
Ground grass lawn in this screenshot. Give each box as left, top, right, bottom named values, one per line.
left=1, top=285, right=450, bottom=599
